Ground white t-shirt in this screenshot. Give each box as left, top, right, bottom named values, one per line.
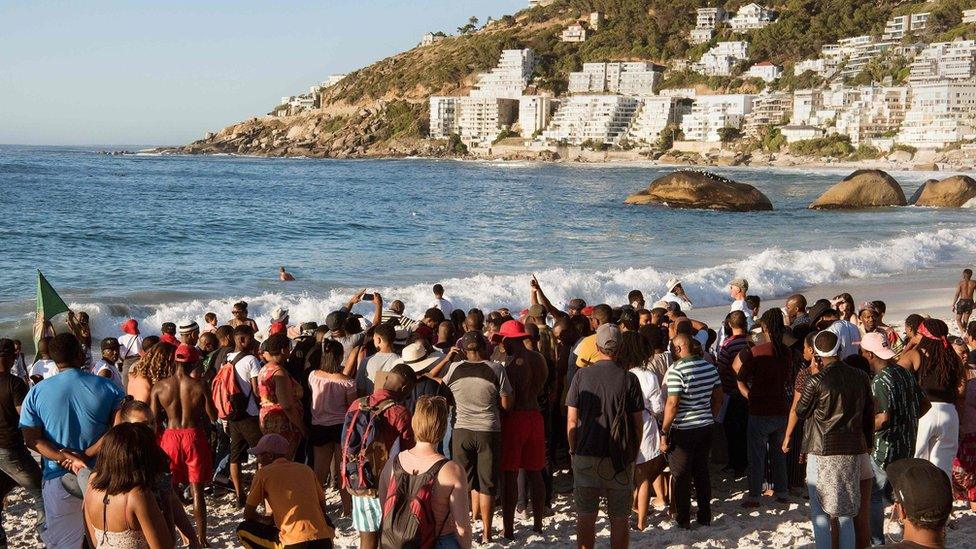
left=93, top=359, right=124, bottom=389
left=826, top=320, right=862, bottom=359
left=429, top=297, right=454, bottom=315
left=29, top=359, right=58, bottom=384
left=660, top=292, right=693, bottom=312
left=228, top=352, right=262, bottom=417
left=730, top=299, right=753, bottom=329
left=118, top=334, right=143, bottom=360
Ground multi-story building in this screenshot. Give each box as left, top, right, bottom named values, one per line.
left=690, top=28, right=714, bottom=45
left=898, top=80, right=976, bottom=148
left=680, top=94, right=755, bottom=142
left=964, top=8, right=976, bottom=24
left=470, top=49, right=535, bottom=99
left=908, top=39, right=976, bottom=84
left=743, top=92, right=792, bottom=137
left=690, top=7, right=727, bottom=44
left=324, top=74, right=347, bottom=88
left=542, top=95, right=640, bottom=145
left=420, top=32, right=445, bottom=47
left=791, top=89, right=823, bottom=126
left=625, top=97, right=691, bottom=144
left=457, top=97, right=520, bottom=145
left=745, top=61, right=783, bottom=82
left=882, top=12, right=929, bottom=41
left=561, top=24, right=587, bottom=42
left=841, top=40, right=897, bottom=79
left=518, top=96, right=557, bottom=138
left=568, top=62, right=661, bottom=96
left=528, top=0, right=554, bottom=7
left=835, top=85, right=909, bottom=144
left=728, top=3, right=776, bottom=32
left=693, top=41, right=749, bottom=76
left=429, top=96, right=461, bottom=139
left=780, top=125, right=825, bottom=142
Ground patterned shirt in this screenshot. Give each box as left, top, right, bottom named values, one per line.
left=666, top=356, right=720, bottom=430
left=872, top=364, right=923, bottom=467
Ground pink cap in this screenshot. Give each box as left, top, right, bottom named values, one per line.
left=249, top=434, right=290, bottom=456
left=861, top=332, right=895, bottom=360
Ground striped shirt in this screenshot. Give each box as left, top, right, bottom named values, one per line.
left=666, top=356, right=720, bottom=430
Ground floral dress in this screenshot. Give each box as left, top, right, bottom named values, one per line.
left=258, top=362, right=304, bottom=447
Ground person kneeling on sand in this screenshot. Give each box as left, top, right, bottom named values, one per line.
left=239, top=434, right=335, bottom=549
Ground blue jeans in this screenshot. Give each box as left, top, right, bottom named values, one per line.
left=869, top=459, right=891, bottom=546
left=0, top=446, right=45, bottom=533
left=806, top=455, right=855, bottom=549
left=746, top=415, right=788, bottom=498
left=434, top=533, right=461, bottom=548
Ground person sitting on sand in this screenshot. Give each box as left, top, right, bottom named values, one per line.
left=953, top=269, right=976, bottom=334
left=875, top=458, right=952, bottom=549
left=151, top=343, right=217, bottom=547
left=279, top=266, right=296, bottom=281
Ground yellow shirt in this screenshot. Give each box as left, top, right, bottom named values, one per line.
left=247, top=458, right=334, bottom=545
left=575, top=334, right=601, bottom=368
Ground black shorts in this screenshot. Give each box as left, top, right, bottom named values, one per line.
left=227, top=415, right=263, bottom=464
left=451, top=429, right=501, bottom=495
left=308, top=424, right=342, bottom=447
left=958, top=299, right=974, bottom=314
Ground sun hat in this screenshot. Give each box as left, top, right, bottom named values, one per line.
left=666, top=278, right=681, bottom=293
left=860, top=332, right=895, bottom=360
left=270, top=307, right=289, bottom=322
left=397, top=341, right=445, bottom=373
left=249, top=434, right=290, bottom=457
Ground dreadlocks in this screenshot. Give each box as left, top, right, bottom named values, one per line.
left=917, top=318, right=961, bottom=390
left=760, top=308, right=788, bottom=359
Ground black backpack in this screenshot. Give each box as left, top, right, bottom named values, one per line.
left=609, top=391, right=638, bottom=474
left=380, top=457, right=449, bottom=548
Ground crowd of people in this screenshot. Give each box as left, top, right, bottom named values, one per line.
left=0, top=271, right=974, bottom=549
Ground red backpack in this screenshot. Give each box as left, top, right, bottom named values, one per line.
left=380, top=458, right=449, bottom=549
left=212, top=353, right=252, bottom=421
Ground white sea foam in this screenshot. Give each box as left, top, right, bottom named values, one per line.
left=56, top=226, right=976, bottom=342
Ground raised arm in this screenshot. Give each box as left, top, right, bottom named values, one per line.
left=531, top=278, right=566, bottom=321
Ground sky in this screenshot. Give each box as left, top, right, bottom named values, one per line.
left=0, top=1, right=526, bottom=146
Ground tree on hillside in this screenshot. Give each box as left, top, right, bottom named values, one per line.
left=457, top=16, right=480, bottom=34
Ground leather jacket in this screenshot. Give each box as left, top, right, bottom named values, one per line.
left=796, top=361, right=874, bottom=456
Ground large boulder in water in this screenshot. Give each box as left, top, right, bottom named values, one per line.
left=809, top=169, right=906, bottom=209
left=912, top=175, right=976, bottom=207
left=624, top=170, right=773, bottom=212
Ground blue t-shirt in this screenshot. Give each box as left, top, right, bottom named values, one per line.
left=19, top=368, right=126, bottom=480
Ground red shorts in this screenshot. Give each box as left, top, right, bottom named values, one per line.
left=500, top=410, right=546, bottom=472
left=159, top=427, right=213, bottom=484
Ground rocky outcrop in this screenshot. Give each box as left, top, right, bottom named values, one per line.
left=625, top=170, right=773, bottom=212
left=809, top=170, right=907, bottom=209
left=909, top=179, right=938, bottom=205
left=912, top=175, right=976, bottom=207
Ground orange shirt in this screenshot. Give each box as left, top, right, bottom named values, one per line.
left=246, top=458, right=334, bottom=545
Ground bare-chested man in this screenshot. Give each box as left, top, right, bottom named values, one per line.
left=953, top=268, right=976, bottom=333
left=279, top=266, right=296, bottom=281
left=151, top=344, right=218, bottom=547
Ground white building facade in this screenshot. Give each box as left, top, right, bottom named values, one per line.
left=542, top=95, right=640, bottom=145
left=728, top=3, right=775, bottom=32
left=470, top=49, right=535, bottom=99
left=568, top=62, right=661, bottom=96
left=693, top=41, right=749, bottom=76
left=680, top=94, right=755, bottom=142
left=898, top=80, right=976, bottom=149
left=626, top=97, right=690, bottom=143
left=518, top=96, right=557, bottom=138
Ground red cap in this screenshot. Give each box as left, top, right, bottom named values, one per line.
left=160, top=333, right=180, bottom=346
left=269, top=321, right=287, bottom=336
left=175, top=344, right=200, bottom=363
left=497, top=320, right=530, bottom=340
left=581, top=306, right=595, bottom=317
left=121, top=319, right=139, bottom=335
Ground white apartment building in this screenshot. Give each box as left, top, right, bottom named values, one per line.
left=421, top=32, right=444, bottom=47
left=841, top=40, right=896, bottom=79
left=693, top=41, right=749, bottom=76
left=728, top=3, right=776, bottom=32
left=470, top=49, right=535, bottom=99
left=743, top=92, right=792, bottom=137
left=458, top=97, right=519, bottom=144
left=690, top=7, right=726, bottom=44
left=680, top=94, right=755, bottom=142
left=835, top=85, right=909, bottom=144
left=964, top=8, right=976, bottom=24
left=625, top=97, right=691, bottom=143
left=518, top=96, right=557, bottom=138
left=780, top=125, right=825, bottom=143
left=745, top=61, right=782, bottom=82
left=429, top=96, right=461, bottom=139
left=568, top=62, right=661, bottom=96
left=542, top=95, right=640, bottom=145
left=898, top=80, right=976, bottom=149
left=690, top=28, right=715, bottom=44
left=882, top=12, right=929, bottom=41
left=909, top=39, right=976, bottom=84
left=324, top=74, right=347, bottom=88
left=528, top=0, right=554, bottom=6
left=561, top=24, right=587, bottom=42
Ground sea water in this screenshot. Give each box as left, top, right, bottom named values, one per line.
left=1, top=145, right=973, bottom=344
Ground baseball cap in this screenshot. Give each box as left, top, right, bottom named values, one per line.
left=100, top=337, right=121, bottom=351
left=666, top=278, right=681, bottom=293
left=325, top=311, right=347, bottom=331
left=300, top=321, right=318, bottom=335
left=175, top=344, right=201, bottom=363
left=730, top=278, right=749, bottom=292
left=0, top=339, right=14, bottom=357
left=527, top=304, right=546, bottom=318
left=568, top=298, right=586, bottom=311
left=887, top=458, right=953, bottom=525
left=249, top=434, right=290, bottom=457
left=581, top=306, right=594, bottom=317
left=497, top=320, right=530, bottom=340
left=861, top=332, right=895, bottom=360
left=178, top=320, right=199, bottom=335
left=596, top=323, right=621, bottom=353
left=121, top=319, right=140, bottom=336
left=858, top=301, right=877, bottom=314
left=459, top=331, right=487, bottom=353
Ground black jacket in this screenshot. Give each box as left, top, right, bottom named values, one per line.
left=796, top=361, right=874, bottom=456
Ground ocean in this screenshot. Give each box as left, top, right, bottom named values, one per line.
left=1, top=145, right=973, bottom=346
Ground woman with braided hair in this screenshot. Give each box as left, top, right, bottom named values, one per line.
left=899, top=318, right=963, bottom=475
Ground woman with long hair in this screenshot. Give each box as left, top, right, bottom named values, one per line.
left=900, top=318, right=964, bottom=476
left=618, top=331, right=667, bottom=530
left=127, top=342, right=175, bottom=403
left=308, top=338, right=355, bottom=515
left=83, top=423, right=173, bottom=548
left=833, top=293, right=857, bottom=325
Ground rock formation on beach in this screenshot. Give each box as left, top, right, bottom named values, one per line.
left=912, top=175, right=976, bottom=207
left=625, top=170, right=773, bottom=212
left=809, top=169, right=907, bottom=209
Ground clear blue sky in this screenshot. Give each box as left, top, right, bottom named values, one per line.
left=0, top=1, right=526, bottom=146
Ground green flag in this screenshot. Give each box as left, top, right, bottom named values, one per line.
left=36, top=270, right=69, bottom=321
